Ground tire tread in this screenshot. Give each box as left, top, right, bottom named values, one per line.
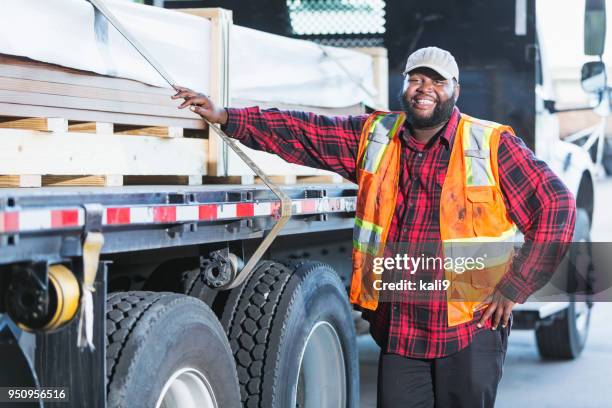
left=224, top=261, right=293, bottom=407
left=105, top=291, right=163, bottom=393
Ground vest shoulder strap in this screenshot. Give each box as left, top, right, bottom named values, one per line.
left=362, top=112, right=404, bottom=144
left=460, top=114, right=514, bottom=187
left=358, top=112, right=405, bottom=173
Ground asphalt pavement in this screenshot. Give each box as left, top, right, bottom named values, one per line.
left=358, top=178, right=612, bottom=408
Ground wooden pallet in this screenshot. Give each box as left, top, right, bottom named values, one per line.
left=0, top=115, right=208, bottom=187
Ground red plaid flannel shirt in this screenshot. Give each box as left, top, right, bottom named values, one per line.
left=223, top=106, right=576, bottom=359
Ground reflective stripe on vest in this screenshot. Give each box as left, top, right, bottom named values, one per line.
left=353, top=217, right=383, bottom=256
left=463, top=120, right=495, bottom=187
left=361, top=114, right=403, bottom=173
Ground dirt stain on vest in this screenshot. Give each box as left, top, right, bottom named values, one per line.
left=457, top=207, right=466, bottom=221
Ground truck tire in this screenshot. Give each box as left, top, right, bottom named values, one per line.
left=219, top=261, right=359, bottom=407
left=106, top=291, right=240, bottom=408
left=535, top=209, right=592, bottom=359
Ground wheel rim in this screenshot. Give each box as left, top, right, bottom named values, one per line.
left=293, top=321, right=346, bottom=408
left=574, top=302, right=590, bottom=341
left=156, top=367, right=218, bottom=408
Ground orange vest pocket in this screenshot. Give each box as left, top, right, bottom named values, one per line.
left=466, top=186, right=499, bottom=236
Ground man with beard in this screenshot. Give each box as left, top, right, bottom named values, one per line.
left=173, top=47, right=575, bottom=407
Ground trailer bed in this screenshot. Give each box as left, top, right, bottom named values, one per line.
left=0, top=183, right=357, bottom=265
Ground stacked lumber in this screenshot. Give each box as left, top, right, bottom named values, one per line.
left=0, top=7, right=373, bottom=188
left=0, top=54, right=208, bottom=187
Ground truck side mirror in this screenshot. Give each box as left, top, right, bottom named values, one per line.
left=581, top=61, right=607, bottom=93
left=584, top=0, right=606, bottom=56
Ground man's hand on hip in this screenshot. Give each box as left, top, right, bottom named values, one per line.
left=477, top=290, right=515, bottom=329
left=171, top=85, right=228, bottom=125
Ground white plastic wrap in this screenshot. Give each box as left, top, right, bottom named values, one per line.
left=0, top=0, right=376, bottom=108
left=230, top=25, right=376, bottom=107
left=0, top=0, right=211, bottom=91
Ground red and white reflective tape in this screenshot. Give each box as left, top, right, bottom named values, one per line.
left=0, top=197, right=356, bottom=234
left=0, top=208, right=84, bottom=234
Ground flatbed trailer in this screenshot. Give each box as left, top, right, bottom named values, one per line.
left=0, top=183, right=359, bottom=407
left=0, top=184, right=356, bottom=263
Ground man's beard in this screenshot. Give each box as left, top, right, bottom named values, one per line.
left=399, top=92, right=455, bottom=129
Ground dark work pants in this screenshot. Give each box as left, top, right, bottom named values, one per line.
left=377, top=324, right=510, bottom=408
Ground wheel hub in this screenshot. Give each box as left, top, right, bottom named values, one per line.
left=156, top=367, right=217, bottom=408
left=294, top=321, right=346, bottom=408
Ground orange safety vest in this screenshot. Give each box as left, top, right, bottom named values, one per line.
left=349, top=111, right=518, bottom=326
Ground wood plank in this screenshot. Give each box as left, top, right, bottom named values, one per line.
left=296, top=175, right=346, bottom=184
left=114, top=125, right=183, bottom=138
left=202, top=175, right=255, bottom=184
left=0, top=175, right=41, bottom=187
left=0, top=103, right=205, bottom=130
left=178, top=8, right=232, bottom=176
left=0, top=76, right=173, bottom=107
left=0, top=116, right=67, bottom=132
left=255, top=175, right=297, bottom=185
left=68, top=122, right=114, bottom=134
left=42, top=175, right=123, bottom=187
left=207, top=174, right=348, bottom=186
left=68, top=123, right=200, bottom=138
left=0, top=55, right=171, bottom=95
left=0, top=89, right=194, bottom=119
left=0, top=129, right=207, bottom=176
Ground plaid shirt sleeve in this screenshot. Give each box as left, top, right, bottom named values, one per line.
left=495, top=131, right=577, bottom=303
left=222, top=107, right=367, bottom=182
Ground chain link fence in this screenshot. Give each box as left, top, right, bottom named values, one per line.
left=152, top=0, right=387, bottom=47
left=287, top=0, right=386, bottom=47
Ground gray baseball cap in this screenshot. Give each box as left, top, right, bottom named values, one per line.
left=403, top=46, right=459, bottom=81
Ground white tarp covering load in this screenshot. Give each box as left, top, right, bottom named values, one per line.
left=230, top=26, right=376, bottom=107
left=0, top=0, right=375, bottom=108
left=0, top=0, right=212, bottom=92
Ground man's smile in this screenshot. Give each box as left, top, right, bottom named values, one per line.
left=411, top=95, right=437, bottom=111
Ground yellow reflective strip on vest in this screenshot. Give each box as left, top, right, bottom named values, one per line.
left=353, top=217, right=384, bottom=255
left=352, top=240, right=379, bottom=256
left=481, top=127, right=495, bottom=185
left=463, top=121, right=474, bottom=185
left=370, top=143, right=389, bottom=173
left=443, top=237, right=515, bottom=268
left=354, top=217, right=384, bottom=235
left=464, top=122, right=495, bottom=186
left=360, top=115, right=385, bottom=170
left=442, top=224, right=518, bottom=243
left=363, top=114, right=403, bottom=173
left=370, top=115, right=404, bottom=171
